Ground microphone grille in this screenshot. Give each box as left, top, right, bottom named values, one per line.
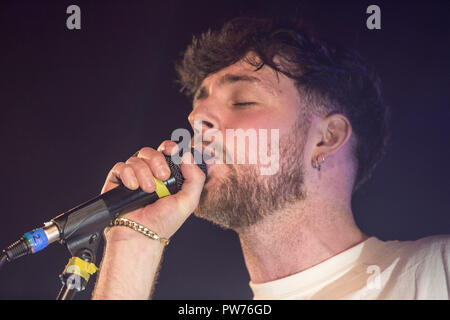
left=164, top=149, right=208, bottom=192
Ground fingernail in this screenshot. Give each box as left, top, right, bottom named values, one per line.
left=130, top=176, right=139, bottom=189
left=170, top=144, right=179, bottom=155
left=145, top=178, right=155, bottom=191
left=157, top=165, right=170, bottom=179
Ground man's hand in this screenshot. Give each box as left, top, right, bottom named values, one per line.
left=92, top=141, right=206, bottom=299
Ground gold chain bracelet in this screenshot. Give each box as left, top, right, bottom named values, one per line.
left=110, top=218, right=170, bottom=246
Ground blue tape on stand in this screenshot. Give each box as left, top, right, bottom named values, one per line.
left=23, top=229, right=49, bottom=253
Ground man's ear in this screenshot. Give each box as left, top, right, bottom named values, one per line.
left=312, top=113, right=352, bottom=166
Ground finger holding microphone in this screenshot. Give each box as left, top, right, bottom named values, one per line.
left=93, top=141, right=206, bottom=299
left=0, top=140, right=207, bottom=299
left=103, top=141, right=206, bottom=242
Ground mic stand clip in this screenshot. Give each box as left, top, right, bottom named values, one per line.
left=56, top=231, right=102, bottom=300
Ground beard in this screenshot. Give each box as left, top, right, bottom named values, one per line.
left=193, top=119, right=308, bottom=231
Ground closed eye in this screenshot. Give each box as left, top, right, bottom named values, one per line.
left=233, top=102, right=256, bottom=107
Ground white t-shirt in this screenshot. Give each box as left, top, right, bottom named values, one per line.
left=250, top=235, right=450, bottom=300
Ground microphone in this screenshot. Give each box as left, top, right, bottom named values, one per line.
left=1, top=149, right=207, bottom=264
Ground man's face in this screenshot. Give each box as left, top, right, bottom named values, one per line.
left=188, top=56, right=311, bottom=231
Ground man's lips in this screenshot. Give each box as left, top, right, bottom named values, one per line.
left=192, top=144, right=222, bottom=173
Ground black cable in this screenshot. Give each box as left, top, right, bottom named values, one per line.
left=0, top=253, right=7, bottom=271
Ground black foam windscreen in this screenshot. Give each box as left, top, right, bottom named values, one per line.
left=164, top=148, right=208, bottom=192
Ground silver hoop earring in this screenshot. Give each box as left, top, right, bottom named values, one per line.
left=315, top=155, right=325, bottom=171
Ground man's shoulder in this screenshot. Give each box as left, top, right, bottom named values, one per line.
left=413, top=234, right=450, bottom=250
left=399, top=234, right=449, bottom=256
left=363, top=234, right=450, bottom=271
left=380, top=234, right=450, bottom=272
left=366, top=234, right=450, bottom=299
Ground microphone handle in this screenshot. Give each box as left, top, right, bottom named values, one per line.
left=2, top=172, right=178, bottom=262
left=1, top=149, right=206, bottom=263
left=52, top=184, right=160, bottom=244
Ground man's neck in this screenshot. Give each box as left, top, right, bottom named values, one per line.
left=236, top=198, right=368, bottom=284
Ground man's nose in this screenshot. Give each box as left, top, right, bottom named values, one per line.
left=188, top=102, right=220, bottom=134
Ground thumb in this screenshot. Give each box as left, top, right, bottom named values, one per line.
left=172, top=151, right=206, bottom=215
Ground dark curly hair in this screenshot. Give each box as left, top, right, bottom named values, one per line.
left=176, top=16, right=390, bottom=192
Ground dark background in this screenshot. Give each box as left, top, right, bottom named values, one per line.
left=0, top=0, right=449, bottom=299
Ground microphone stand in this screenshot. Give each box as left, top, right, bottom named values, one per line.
left=56, top=230, right=102, bottom=300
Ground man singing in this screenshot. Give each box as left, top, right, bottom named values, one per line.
left=92, top=17, right=449, bottom=300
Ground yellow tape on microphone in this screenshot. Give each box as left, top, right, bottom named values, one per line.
left=153, top=177, right=171, bottom=198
